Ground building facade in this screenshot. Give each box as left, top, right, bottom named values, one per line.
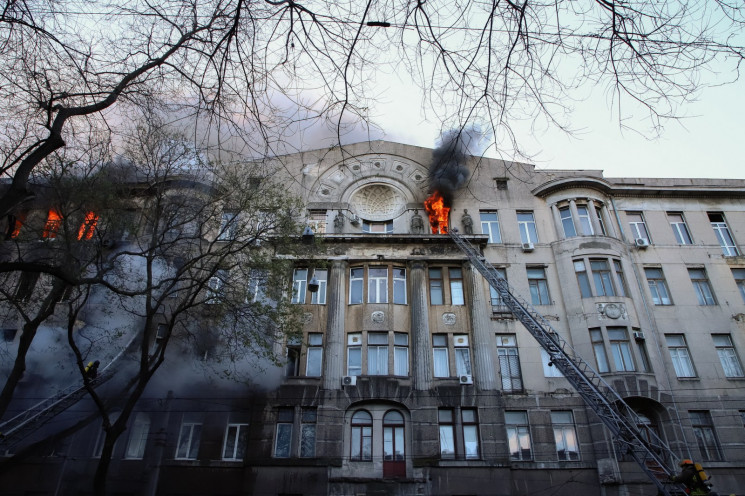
left=2, top=140, right=745, bottom=495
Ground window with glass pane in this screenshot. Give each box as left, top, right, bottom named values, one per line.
left=527, top=267, right=550, bottom=305
left=608, top=327, right=635, bottom=372
left=627, top=212, right=650, bottom=242
left=306, top=333, right=323, bottom=377
left=454, top=335, right=472, bottom=377
left=393, top=268, right=407, bottom=304
left=462, top=409, right=480, bottom=459
left=480, top=211, right=502, bottom=243
left=636, top=338, right=652, bottom=373
left=576, top=205, right=594, bottom=235
left=559, top=207, right=576, bottom=238
left=489, top=268, right=508, bottom=307
left=645, top=267, right=672, bottom=305
left=349, top=267, right=364, bottom=304
left=285, top=337, right=301, bottom=377
left=552, top=411, right=579, bottom=461
left=347, top=333, right=362, bottom=376
left=125, top=413, right=150, bottom=459
left=246, top=269, right=267, bottom=303
left=574, top=260, right=592, bottom=298
left=310, top=269, right=327, bottom=304
left=505, top=411, right=532, bottom=460
left=394, top=333, right=409, bottom=376
left=351, top=411, right=372, bottom=461
left=363, top=220, right=393, bottom=233
left=688, top=268, right=716, bottom=305
left=300, top=409, right=317, bottom=457
left=223, top=423, right=249, bottom=460
left=274, top=408, right=293, bottom=458
left=591, top=259, right=616, bottom=296
left=497, top=335, right=523, bottom=391
left=690, top=411, right=722, bottom=461
left=383, top=411, right=405, bottom=461
left=590, top=329, right=610, bottom=373
left=708, top=212, right=739, bottom=256
left=450, top=268, right=465, bottom=305
left=438, top=409, right=455, bottom=458
left=176, top=422, right=202, bottom=460
left=666, top=335, right=696, bottom=378
left=668, top=212, right=693, bottom=244
left=713, top=334, right=744, bottom=378
left=613, top=260, right=629, bottom=297
left=429, top=268, right=444, bottom=305
left=368, top=332, right=389, bottom=375
left=433, top=334, right=449, bottom=377
left=734, top=269, right=745, bottom=303
left=291, top=268, right=307, bottom=304
left=517, top=211, right=538, bottom=244
left=368, top=267, right=388, bottom=303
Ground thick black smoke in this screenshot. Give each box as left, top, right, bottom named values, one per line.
left=429, top=128, right=481, bottom=205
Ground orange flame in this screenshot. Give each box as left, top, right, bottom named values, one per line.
left=424, top=191, right=450, bottom=234
left=43, top=209, right=62, bottom=239
left=77, top=211, right=99, bottom=240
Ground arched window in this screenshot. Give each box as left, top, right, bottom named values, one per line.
left=383, top=411, right=404, bottom=461
left=351, top=410, right=372, bottom=461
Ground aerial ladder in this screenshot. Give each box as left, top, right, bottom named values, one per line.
left=450, top=229, right=696, bottom=496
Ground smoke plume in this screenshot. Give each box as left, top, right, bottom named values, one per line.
left=429, top=126, right=486, bottom=204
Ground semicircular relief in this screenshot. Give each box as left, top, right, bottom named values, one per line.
left=350, top=183, right=407, bottom=221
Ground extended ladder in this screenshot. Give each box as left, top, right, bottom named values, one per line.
left=450, top=229, right=689, bottom=496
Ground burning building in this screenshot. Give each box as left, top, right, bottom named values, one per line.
left=1, top=140, right=745, bottom=495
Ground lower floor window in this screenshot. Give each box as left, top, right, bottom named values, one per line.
left=551, top=411, right=579, bottom=461
left=176, top=421, right=202, bottom=460
left=223, top=423, right=249, bottom=460
left=505, top=411, right=532, bottom=461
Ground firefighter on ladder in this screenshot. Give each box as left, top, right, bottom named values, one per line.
left=670, top=459, right=718, bottom=495
left=84, top=360, right=100, bottom=379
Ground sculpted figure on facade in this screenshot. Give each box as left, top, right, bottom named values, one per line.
left=410, top=209, right=424, bottom=234
left=461, top=209, right=474, bottom=234
left=333, top=210, right=345, bottom=233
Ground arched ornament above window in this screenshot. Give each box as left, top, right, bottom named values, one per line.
left=350, top=183, right=407, bottom=221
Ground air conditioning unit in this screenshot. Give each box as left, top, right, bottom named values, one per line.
left=633, top=331, right=646, bottom=341
left=522, top=242, right=535, bottom=252
left=634, top=238, right=650, bottom=248
left=342, top=375, right=357, bottom=386
left=459, top=375, right=473, bottom=385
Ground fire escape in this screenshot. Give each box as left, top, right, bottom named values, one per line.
left=449, top=229, right=689, bottom=496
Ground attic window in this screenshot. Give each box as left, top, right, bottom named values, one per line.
left=495, top=178, right=508, bottom=190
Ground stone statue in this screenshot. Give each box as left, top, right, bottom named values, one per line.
left=334, top=210, right=345, bottom=233
left=461, top=209, right=473, bottom=234
left=410, top=209, right=424, bottom=234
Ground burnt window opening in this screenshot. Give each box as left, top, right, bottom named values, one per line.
left=494, top=178, right=508, bottom=190
left=3, top=329, right=18, bottom=342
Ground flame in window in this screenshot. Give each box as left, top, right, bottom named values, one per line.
left=424, top=191, right=450, bottom=234
left=7, top=213, right=24, bottom=239
left=43, top=210, right=62, bottom=239
left=78, top=211, right=99, bottom=240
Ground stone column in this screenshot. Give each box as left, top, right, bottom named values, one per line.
left=568, top=199, right=580, bottom=235
left=468, top=265, right=497, bottom=390
left=409, top=261, right=432, bottom=390
left=600, top=204, right=618, bottom=238
left=587, top=201, right=603, bottom=235
left=323, top=260, right=347, bottom=389
left=551, top=204, right=564, bottom=240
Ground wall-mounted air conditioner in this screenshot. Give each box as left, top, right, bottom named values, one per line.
left=634, top=238, right=649, bottom=248
left=522, top=242, right=535, bottom=252
left=342, top=375, right=357, bottom=386
left=633, top=331, right=646, bottom=341
left=459, top=375, right=473, bottom=385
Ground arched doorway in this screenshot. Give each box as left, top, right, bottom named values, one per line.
left=383, top=410, right=405, bottom=477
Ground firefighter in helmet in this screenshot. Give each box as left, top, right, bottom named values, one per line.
left=670, top=459, right=716, bottom=495
left=84, top=360, right=100, bottom=379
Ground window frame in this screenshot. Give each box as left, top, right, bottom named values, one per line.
left=438, top=408, right=456, bottom=459
left=551, top=411, right=580, bottom=461
left=688, top=267, right=717, bottom=305
left=607, top=327, right=635, bottom=372
left=273, top=408, right=294, bottom=458
left=497, top=334, right=523, bottom=392
left=689, top=410, right=723, bottom=461
left=175, top=421, right=202, bottom=460
left=517, top=211, right=538, bottom=244
left=627, top=211, right=650, bottom=243
left=733, top=268, right=745, bottom=303
left=527, top=266, right=551, bottom=305
left=713, top=334, right=744, bottom=378
left=350, top=410, right=373, bottom=461
left=708, top=212, right=739, bottom=256
left=479, top=211, right=502, bottom=243
left=505, top=411, right=532, bottom=461
left=668, top=212, right=693, bottom=245
left=666, top=334, right=696, bottom=378
left=222, top=422, right=249, bottom=461
left=124, top=412, right=150, bottom=460
left=645, top=267, right=673, bottom=305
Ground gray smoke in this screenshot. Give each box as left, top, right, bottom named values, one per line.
left=429, top=126, right=485, bottom=204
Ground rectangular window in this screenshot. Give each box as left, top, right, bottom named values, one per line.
left=368, top=266, right=388, bottom=303
left=42, top=209, right=62, bottom=239
left=176, top=422, right=202, bottom=460
left=505, top=411, right=532, bottom=461
left=590, top=329, right=610, bottom=373
left=393, top=268, right=407, bottom=304
left=517, top=211, right=538, bottom=244
left=636, top=335, right=652, bottom=373
left=306, top=333, right=323, bottom=377
left=709, top=212, right=739, bottom=256
left=438, top=409, right=455, bottom=459
left=480, top=211, right=502, bottom=243
left=363, top=220, right=393, bottom=233
left=207, top=270, right=227, bottom=303
left=713, top=334, right=744, bottom=378
left=734, top=269, right=745, bottom=303
left=590, top=259, right=616, bottom=297
left=690, top=411, right=722, bottom=461
left=454, top=335, right=472, bottom=377
left=497, top=335, right=523, bottom=392
left=310, top=269, right=327, bottom=305
left=449, top=268, right=465, bottom=305
left=347, top=333, right=362, bottom=376
left=666, top=334, right=696, bottom=378
left=576, top=205, right=594, bottom=235
left=274, top=408, right=294, bottom=458
left=349, top=267, right=364, bottom=304
left=429, top=268, right=444, bottom=305
left=489, top=268, right=508, bottom=308
left=285, top=337, right=301, bottom=377
left=645, top=267, right=672, bottom=305
left=223, top=423, right=249, bottom=461
left=394, top=333, right=409, bottom=376
left=552, top=411, right=580, bottom=461
left=689, top=268, right=716, bottom=305
left=668, top=212, right=693, bottom=244
left=368, top=332, right=389, bottom=375
left=218, top=212, right=237, bottom=240
left=462, top=409, right=480, bottom=459
left=613, top=260, right=629, bottom=297
left=291, top=268, right=308, bottom=304
left=125, top=413, right=150, bottom=459
left=559, top=206, right=576, bottom=238
left=246, top=269, right=267, bottom=303
left=627, top=212, right=650, bottom=243
left=308, top=210, right=327, bottom=234
left=433, top=334, right=450, bottom=377
left=527, top=267, right=550, bottom=305
left=300, top=408, right=317, bottom=458
left=608, top=327, right=635, bottom=372
left=574, top=260, right=592, bottom=298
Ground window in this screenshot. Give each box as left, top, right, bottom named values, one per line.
left=614, top=260, right=629, bottom=297
left=527, top=267, right=550, bottom=305
left=608, top=327, right=635, bottom=372
left=666, top=335, right=696, bottom=378
left=347, top=333, right=362, bottom=376
left=368, top=332, right=389, bottom=375
left=449, top=268, right=464, bottom=305
left=300, top=408, right=317, bottom=458
left=734, top=269, right=745, bottom=303
left=689, top=411, right=722, bottom=461
left=291, top=268, right=307, bottom=304
left=454, top=335, right=472, bottom=377
left=207, top=270, right=227, bottom=303
left=576, top=205, right=594, bottom=235
left=310, top=269, right=327, bottom=305
left=462, top=409, right=480, bottom=459
left=505, top=411, right=532, bottom=461
left=362, top=220, right=393, bottom=233
left=708, top=212, right=739, bottom=256
left=394, top=333, right=409, bottom=376
left=430, top=267, right=465, bottom=305
left=285, top=336, right=301, bottom=377
left=489, top=268, right=508, bottom=308
left=351, top=410, right=373, bottom=461
left=541, top=349, right=563, bottom=378
left=176, top=421, right=202, bottom=460
left=346, top=331, right=408, bottom=376
left=574, top=260, right=592, bottom=298
left=590, top=329, right=610, bottom=373
left=552, top=411, right=579, bottom=461
left=433, top=334, right=449, bottom=377
left=246, top=269, right=267, bottom=303
left=497, top=335, right=523, bottom=391
left=349, top=266, right=407, bottom=305
left=383, top=411, right=405, bottom=461
left=559, top=207, right=576, bottom=238
left=438, top=409, right=455, bottom=459
left=627, top=212, right=650, bottom=243
left=306, top=333, right=323, bottom=377
left=480, top=211, right=502, bottom=243
left=645, top=267, right=672, bottom=305
left=218, top=212, right=237, bottom=240
left=590, top=259, right=616, bottom=297
left=689, top=268, right=716, bottom=305
left=125, top=413, right=150, bottom=459
left=42, top=209, right=62, bottom=239
left=517, top=211, right=538, bottom=244
left=350, top=267, right=364, bottom=304
left=274, top=408, right=294, bottom=458
left=223, top=423, right=249, bottom=461
left=393, top=268, right=407, bottom=304
left=636, top=334, right=652, bottom=373
left=368, top=266, right=388, bottom=303
left=668, top=212, right=692, bottom=244
left=308, top=210, right=327, bottom=234
left=713, top=334, right=744, bottom=378
left=77, top=211, right=99, bottom=240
